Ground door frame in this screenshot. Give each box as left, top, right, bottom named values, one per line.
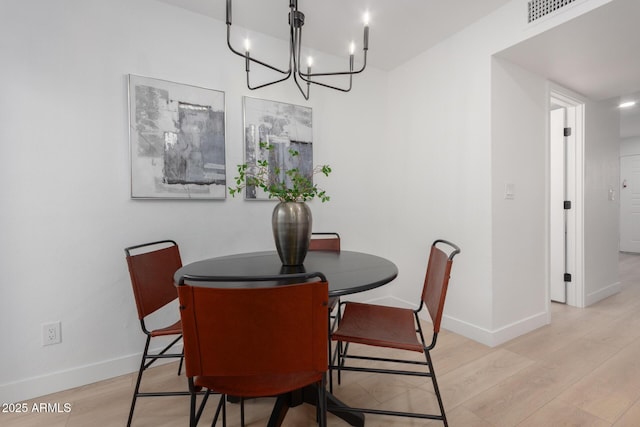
left=620, top=154, right=640, bottom=253
left=549, top=86, right=585, bottom=308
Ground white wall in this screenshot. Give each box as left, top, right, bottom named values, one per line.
left=491, top=58, right=548, bottom=337
left=387, top=0, right=617, bottom=346
left=620, top=136, right=640, bottom=156
left=1, top=0, right=620, bottom=402
left=0, top=0, right=390, bottom=402
left=583, top=99, right=621, bottom=304
left=387, top=29, right=496, bottom=338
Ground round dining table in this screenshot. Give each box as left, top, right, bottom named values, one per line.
left=173, top=249, right=398, bottom=427
left=174, top=250, right=398, bottom=298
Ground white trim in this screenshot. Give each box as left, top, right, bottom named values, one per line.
left=441, top=311, right=549, bottom=348
left=0, top=344, right=182, bottom=404
left=369, top=296, right=549, bottom=348
left=585, top=281, right=621, bottom=306
left=549, top=84, right=586, bottom=308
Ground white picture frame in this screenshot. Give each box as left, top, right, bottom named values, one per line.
left=242, top=96, right=313, bottom=200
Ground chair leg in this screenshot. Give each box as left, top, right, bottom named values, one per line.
left=328, top=345, right=334, bottom=393
left=189, top=387, right=197, bottom=427
left=336, top=341, right=349, bottom=386
left=240, top=397, right=245, bottom=427
left=127, top=335, right=151, bottom=427
left=222, top=395, right=227, bottom=427
left=425, top=350, right=448, bottom=427
left=211, top=394, right=225, bottom=426
left=328, top=314, right=334, bottom=393
left=317, top=376, right=327, bottom=427
left=178, top=349, right=184, bottom=376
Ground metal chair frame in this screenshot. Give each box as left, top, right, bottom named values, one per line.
left=125, top=239, right=188, bottom=427
left=309, top=232, right=342, bottom=392
left=329, top=239, right=460, bottom=426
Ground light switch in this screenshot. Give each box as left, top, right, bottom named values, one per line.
left=505, top=183, right=515, bottom=200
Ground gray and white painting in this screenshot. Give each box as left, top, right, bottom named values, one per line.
left=129, top=75, right=226, bottom=199
left=243, top=97, right=313, bottom=200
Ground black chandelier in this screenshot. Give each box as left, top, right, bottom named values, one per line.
left=226, top=0, right=370, bottom=100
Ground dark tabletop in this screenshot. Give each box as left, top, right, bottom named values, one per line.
left=174, top=250, right=398, bottom=297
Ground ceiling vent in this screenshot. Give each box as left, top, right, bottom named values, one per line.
left=528, top=0, right=577, bottom=23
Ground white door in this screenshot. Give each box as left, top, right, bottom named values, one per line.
left=620, top=155, right=640, bottom=252
left=550, top=108, right=567, bottom=303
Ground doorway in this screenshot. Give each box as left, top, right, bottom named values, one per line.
left=620, top=154, right=640, bottom=252
left=549, top=89, right=585, bottom=307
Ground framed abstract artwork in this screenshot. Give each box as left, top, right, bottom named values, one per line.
left=242, top=96, right=313, bottom=200
left=128, top=75, right=226, bottom=199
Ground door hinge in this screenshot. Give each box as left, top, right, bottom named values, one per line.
left=564, top=201, right=572, bottom=209
left=564, top=273, right=572, bottom=282
left=564, top=127, right=572, bottom=137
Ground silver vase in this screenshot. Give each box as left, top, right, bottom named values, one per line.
left=272, top=201, right=312, bottom=266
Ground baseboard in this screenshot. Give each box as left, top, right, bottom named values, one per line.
left=442, top=311, right=549, bottom=347
left=3, top=294, right=553, bottom=402
left=382, top=296, right=549, bottom=348
left=0, top=344, right=183, bottom=404
left=585, top=281, right=621, bottom=306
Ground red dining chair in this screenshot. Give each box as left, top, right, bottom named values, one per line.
left=177, top=273, right=330, bottom=427
left=309, top=232, right=341, bottom=252
left=330, top=239, right=460, bottom=426
left=309, top=232, right=341, bottom=320
left=309, top=232, right=341, bottom=391
left=124, top=240, right=187, bottom=427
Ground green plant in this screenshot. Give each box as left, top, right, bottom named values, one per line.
left=229, top=142, right=331, bottom=202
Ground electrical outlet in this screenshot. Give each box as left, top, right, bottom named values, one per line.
left=42, top=322, right=62, bottom=346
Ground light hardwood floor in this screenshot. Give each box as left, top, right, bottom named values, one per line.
left=4, top=253, right=640, bottom=426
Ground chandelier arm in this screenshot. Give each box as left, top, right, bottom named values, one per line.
left=305, top=51, right=367, bottom=77
left=305, top=65, right=366, bottom=77
left=298, top=72, right=353, bottom=93
left=226, top=0, right=368, bottom=99
left=226, top=26, right=291, bottom=75
left=247, top=71, right=293, bottom=91
left=244, top=13, right=298, bottom=92
left=292, top=70, right=310, bottom=100
left=290, top=26, right=310, bottom=100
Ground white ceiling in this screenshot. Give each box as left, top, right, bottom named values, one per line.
left=156, top=0, right=640, bottom=136
left=496, top=0, right=640, bottom=137
left=496, top=0, right=640, bottom=102
left=154, top=0, right=512, bottom=71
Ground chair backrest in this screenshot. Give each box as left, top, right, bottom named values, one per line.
left=309, top=232, right=341, bottom=252
left=125, top=240, right=182, bottom=320
left=421, top=239, right=461, bottom=334
left=177, top=275, right=329, bottom=396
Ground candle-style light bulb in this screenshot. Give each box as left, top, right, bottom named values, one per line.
left=363, top=12, right=370, bottom=51
left=349, top=42, right=355, bottom=71
left=244, top=38, right=250, bottom=72
left=307, top=56, right=313, bottom=68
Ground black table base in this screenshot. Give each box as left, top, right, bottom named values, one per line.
left=267, top=386, right=364, bottom=427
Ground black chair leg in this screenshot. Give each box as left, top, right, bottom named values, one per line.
left=178, top=349, right=184, bottom=376
left=318, top=377, right=327, bottom=427
left=426, top=350, right=448, bottom=427
left=127, top=336, right=151, bottom=427
left=189, top=388, right=197, bottom=427
left=222, top=395, right=227, bottom=427
left=210, top=393, right=225, bottom=426
left=240, top=397, right=245, bottom=427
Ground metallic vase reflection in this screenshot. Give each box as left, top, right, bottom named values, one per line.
left=272, top=202, right=312, bottom=266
